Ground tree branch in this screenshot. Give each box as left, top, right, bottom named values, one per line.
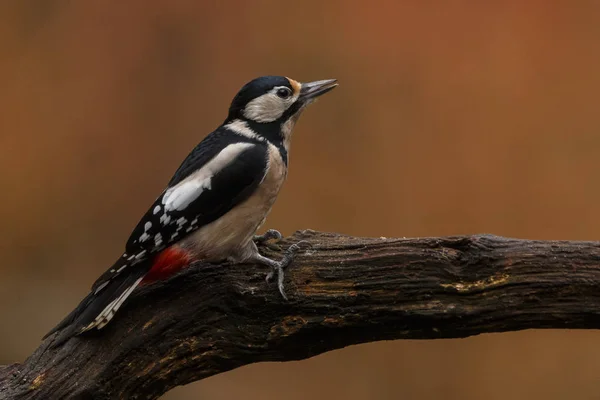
left=2, top=230, right=600, bottom=399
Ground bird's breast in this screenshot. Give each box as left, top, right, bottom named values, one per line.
left=181, top=143, right=287, bottom=261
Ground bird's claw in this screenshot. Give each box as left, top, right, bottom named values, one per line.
left=265, top=240, right=310, bottom=300
left=253, top=229, right=283, bottom=244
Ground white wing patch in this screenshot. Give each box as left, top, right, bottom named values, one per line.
left=160, top=213, right=171, bottom=225
left=162, top=142, right=256, bottom=212
left=154, top=232, right=163, bottom=247
left=162, top=179, right=212, bottom=211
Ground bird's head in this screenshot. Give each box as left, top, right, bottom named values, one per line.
left=226, top=76, right=337, bottom=150
left=228, top=76, right=338, bottom=123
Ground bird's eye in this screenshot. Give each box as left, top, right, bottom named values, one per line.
left=276, top=87, right=292, bottom=99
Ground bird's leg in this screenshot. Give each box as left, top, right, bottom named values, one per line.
left=253, top=229, right=283, bottom=244
left=247, top=240, right=309, bottom=300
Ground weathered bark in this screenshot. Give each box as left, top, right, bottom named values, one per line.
left=1, top=230, right=600, bottom=399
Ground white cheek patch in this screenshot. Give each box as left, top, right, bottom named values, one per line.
left=162, top=142, right=256, bottom=212
left=243, top=93, right=285, bottom=122
left=243, top=88, right=299, bottom=123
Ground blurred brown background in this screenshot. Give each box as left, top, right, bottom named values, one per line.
left=2, top=1, right=600, bottom=399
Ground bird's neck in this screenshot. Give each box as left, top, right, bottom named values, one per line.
left=224, top=117, right=289, bottom=165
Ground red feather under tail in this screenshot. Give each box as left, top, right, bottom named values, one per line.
left=141, top=246, right=193, bottom=283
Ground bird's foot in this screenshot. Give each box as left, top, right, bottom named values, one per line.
left=266, top=241, right=311, bottom=300
left=252, top=240, right=311, bottom=300
left=253, top=229, right=283, bottom=244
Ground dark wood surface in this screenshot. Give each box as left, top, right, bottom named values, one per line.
left=2, top=230, right=600, bottom=399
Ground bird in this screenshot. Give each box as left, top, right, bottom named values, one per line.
left=43, top=75, right=338, bottom=343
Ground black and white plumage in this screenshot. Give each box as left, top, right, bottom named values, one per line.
left=44, top=75, right=338, bottom=343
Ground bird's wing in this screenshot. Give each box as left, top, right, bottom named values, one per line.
left=91, top=137, right=268, bottom=292
left=44, top=137, right=269, bottom=340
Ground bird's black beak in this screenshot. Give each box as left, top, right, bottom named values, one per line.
left=299, top=79, right=338, bottom=102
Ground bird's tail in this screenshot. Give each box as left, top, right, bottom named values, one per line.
left=43, top=260, right=148, bottom=345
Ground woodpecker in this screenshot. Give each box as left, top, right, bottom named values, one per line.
left=44, top=76, right=338, bottom=342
